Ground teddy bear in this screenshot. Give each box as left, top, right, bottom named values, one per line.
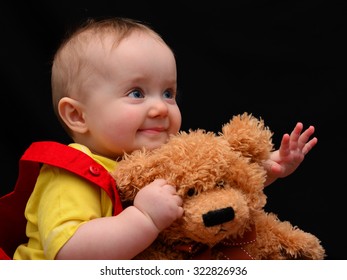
left=112, top=112, right=325, bottom=260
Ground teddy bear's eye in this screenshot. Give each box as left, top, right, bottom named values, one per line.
left=216, top=180, right=225, bottom=188
left=187, top=188, right=196, bottom=197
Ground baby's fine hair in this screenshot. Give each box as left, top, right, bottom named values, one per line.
left=51, top=17, right=167, bottom=134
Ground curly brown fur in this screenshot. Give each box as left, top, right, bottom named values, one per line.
left=113, top=112, right=325, bottom=260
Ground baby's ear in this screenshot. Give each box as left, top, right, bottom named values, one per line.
left=58, top=97, right=88, bottom=134
left=220, top=112, right=274, bottom=162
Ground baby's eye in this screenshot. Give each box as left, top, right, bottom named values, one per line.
left=163, top=90, right=175, bottom=100
left=128, top=89, right=144, bottom=99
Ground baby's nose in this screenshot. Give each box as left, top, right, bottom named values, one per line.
left=149, top=99, right=169, bottom=117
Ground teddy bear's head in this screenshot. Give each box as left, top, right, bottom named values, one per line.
left=113, top=113, right=274, bottom=250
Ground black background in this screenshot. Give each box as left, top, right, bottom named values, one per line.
left=0, top=1, right=345, bottom=260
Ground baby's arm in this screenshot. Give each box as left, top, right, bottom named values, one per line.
left=55, top=179, right=183, bottom=259
left=264, top=122, right=317, bottom=187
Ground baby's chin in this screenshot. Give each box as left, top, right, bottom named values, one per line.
left=141, top=142, right=165, bottom=151
left=139, top=138, right=171, bottom=151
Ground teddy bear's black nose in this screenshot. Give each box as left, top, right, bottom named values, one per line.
left=202, top=207, right=235, bottom=227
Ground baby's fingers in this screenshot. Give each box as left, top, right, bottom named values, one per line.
left=298, top=125, right=316, bottom=151
left=302, top=137, right=318, bottom=155
left=290, top=122, right=303, bottom=143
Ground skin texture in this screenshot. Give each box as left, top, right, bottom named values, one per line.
left=51, top=18, right=317, bottom=260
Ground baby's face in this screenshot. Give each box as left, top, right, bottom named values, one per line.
left=79, top=31, right=181, bottom=159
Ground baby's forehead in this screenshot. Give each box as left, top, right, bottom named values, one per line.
left=85, top=32, right=170, bottom=66
left=79, top=27, right=159, bottom=48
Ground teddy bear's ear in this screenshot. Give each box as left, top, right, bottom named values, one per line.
left=111, top=148, right=156, bottom=202
left=220, top=112, right=274, bottom=163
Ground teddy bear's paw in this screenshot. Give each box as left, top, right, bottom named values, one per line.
left=253, top=213, right=325, bottom=260
left=278, top=233, right=326, bottom=260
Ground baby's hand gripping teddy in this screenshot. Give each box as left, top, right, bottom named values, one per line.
left=113, top=113, right=325, bottom=260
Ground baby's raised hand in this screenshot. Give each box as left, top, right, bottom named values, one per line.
left=264, top=122, right=317, bottom=186
left=133, top=179, right=183, bottom=231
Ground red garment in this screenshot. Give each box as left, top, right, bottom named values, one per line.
left=0, top=141, right=122, bottom=260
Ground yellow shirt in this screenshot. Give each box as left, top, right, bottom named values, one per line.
left=13, top=143, right=117, bottom=260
